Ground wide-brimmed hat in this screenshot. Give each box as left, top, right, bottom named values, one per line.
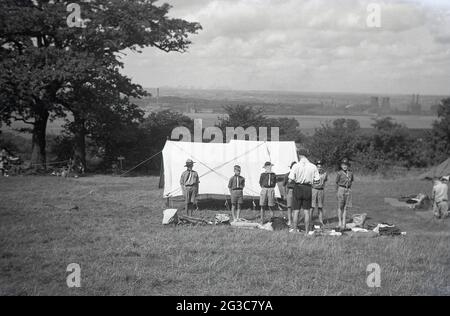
left=341, top=158, right=350, bottom=166
left=185, top=159, right=195, bottom=167
left=263, top=161, right=274, bottom=168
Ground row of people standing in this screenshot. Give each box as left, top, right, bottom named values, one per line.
left=179, top=152, right=354, bottom=234
left=284, top=151, right=354, bottom=234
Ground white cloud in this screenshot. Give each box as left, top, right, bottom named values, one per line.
left=122, top=0, right=450, bottom=94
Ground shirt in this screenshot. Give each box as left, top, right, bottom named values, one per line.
left=336, top=170, right=354, bottom=189
left=283, top=173, right=295, bottom=190
left=260, top=172, right=277, bottom=188
left=312, top=171, right=328, bottom=190
left=432, top=182, right=448, bottom=203
left=180, top=170, right=199, bottom=187
left=228, top=175, right=245, bottom=190
left=288, top=157, right=320, bottom=185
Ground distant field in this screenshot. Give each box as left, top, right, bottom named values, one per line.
left=1, top=175, right=449, bottom=295
left=1, top=113, right=435, bottom=139
left=187, top=113, right=435, bottom=133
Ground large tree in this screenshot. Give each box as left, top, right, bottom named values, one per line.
left=430, top=98, right=450, bottom=163
left=0, top=0, right=201, bottom=169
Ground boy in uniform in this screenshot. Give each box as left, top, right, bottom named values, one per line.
left=284, top=162, right=297, bottom=227
left=312, top=160, right=328, bottom=227
left=180, top=159, right=199, bottom=217
left=335, top=158, right=354, bottom=229
left=259, top=162, right=277, bottom=224
left=228, top=165, right=245, bottom=221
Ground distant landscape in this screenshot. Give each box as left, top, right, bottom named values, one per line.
left=1, top=88, right=444, bottom=137
left=137, top=88, right=441, bottom=133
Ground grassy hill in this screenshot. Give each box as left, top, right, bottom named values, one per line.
left=0, top=175, right=449, bottom=295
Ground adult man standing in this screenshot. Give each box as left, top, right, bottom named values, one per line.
left=288, top=149, right=320, bottom=235
left=180, top=159, right=199, bottom=217
left=432, top=176, right=448, bottom=219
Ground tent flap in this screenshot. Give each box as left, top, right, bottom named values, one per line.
left=419, top=158, right=450, bottom=180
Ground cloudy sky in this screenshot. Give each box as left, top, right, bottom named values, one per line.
left=122, top=0, right=450, bottom=95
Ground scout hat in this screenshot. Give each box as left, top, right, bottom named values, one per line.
left=234, top=165, right=241, bottom=171
left=341, top=158, right=350, bottom=166
left=185, top=159, right=195, bottom=167
left=263, top=161, right=274, bottom=168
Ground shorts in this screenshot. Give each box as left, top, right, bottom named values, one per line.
left=337, top=187, right=352, bottom=209
left=312, top=188, right=325, bottom=208
left=292, top=184, right=312, bottom=210
left=434, top=201, right=448, bottom=219
left=286, top=188, right=294, bottom=208
left=231, top=189, right=244, bottom=206
left=184, top=186, right=198, bottom=205
left=260, top=188, right=276, bottom=207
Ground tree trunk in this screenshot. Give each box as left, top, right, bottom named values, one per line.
left=30, top=109, right=49, bottom=171
left=73, top=113, right=87, bottom=170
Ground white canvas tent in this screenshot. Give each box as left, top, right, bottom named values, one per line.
left=419, top=157, right=450, bottom=180
left=162, top=140, right=298, bottom=200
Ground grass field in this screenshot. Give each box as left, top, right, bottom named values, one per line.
left=0, top=175, right=449, bottom=296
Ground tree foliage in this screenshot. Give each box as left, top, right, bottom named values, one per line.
left=307, top=119, right=361, bottom=168
left=430, top=98, right=450, bottom=162
left=0, top=0, right=202, bottom=169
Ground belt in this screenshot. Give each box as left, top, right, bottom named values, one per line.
left=437, top=200, right=448, bottom=204
left=296, top=183, right=311, bottom=187
left=232, top=188, right=243, bottom=191
left=339, top=185, right=351, bottom=189
left=313, top=188, right=324, bottom=190
left=263, top=186, right=276, bottom=189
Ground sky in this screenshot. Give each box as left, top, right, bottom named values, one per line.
left=121, top=0, right=450, bottom=95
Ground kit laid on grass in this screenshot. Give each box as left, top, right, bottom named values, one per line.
left=162, top=209, right=406, bottom=237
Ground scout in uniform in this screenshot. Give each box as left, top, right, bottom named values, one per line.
left=432, top=176, right=448, bottom=219
left=259, top=162, right=277, bottom=224
left=311, top=160, right=328, bottom=227
left=180, top=159, right=199, bottom=217
left=283, top=162, right=297, bottom=227
left=335, top=158, right=354, bottom=229
left=228, top=165, right=245, bottom=221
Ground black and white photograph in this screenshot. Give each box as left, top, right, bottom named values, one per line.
left=0, top=0, right=449, bottom=299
